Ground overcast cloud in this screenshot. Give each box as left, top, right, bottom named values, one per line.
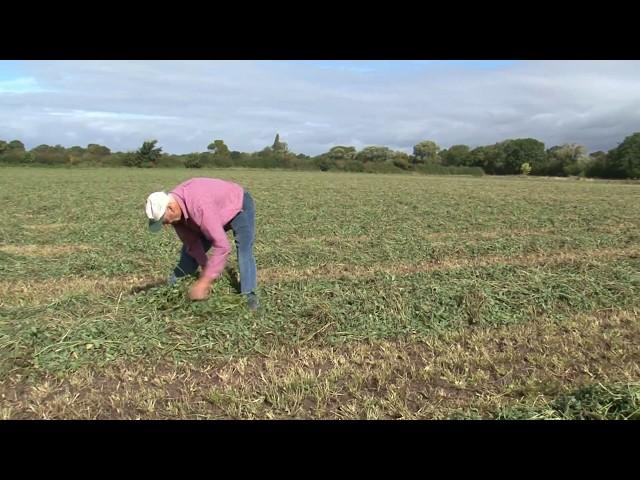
left=1, top=60, right=639, bottom=155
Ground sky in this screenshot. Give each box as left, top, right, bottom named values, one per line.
left=1, top=60, right=639, bottom=155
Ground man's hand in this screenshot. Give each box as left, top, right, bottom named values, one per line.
left=189, top=277, right=212, bottom=301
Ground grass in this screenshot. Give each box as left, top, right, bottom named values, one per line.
left=493, top=383, right=640, bottom=420
left=1, top=167, right=639, bottom=419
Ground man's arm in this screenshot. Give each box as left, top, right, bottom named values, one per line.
left=197, top=209, right=232, bottom=281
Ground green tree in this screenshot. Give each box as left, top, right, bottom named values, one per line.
left=8, top=140, right=25, bottom=151
left=440, top=144, right=471, bottom=166
left=469, top=144, right=504, bottom=174
left=585, top=151, right=608, bottom=178
left=327, top=146, right=356, bottom=161
left=184, top=153, right=202, bottom=168
left=544, top=143, right=589, bottom=176
left=30, top=144, right=68, bottom=165
left=356, top=146, right=395, bottom=163
left=87, top=144, right=111, bottom=156
left=207, top=139, right=230, bottom=157
left=68, top=146, right=86, bottom=156
left=606, top=132, right=640, bottom=178
left=412, top=140, right=440, bottom=164
left=316, top=158, right=332, bottom=171
left=501, top=138, right=546, bottom=175
left=1, top=140, right=26, bottom=163
left=272, top=133, right=288, bottom=153
left=133, top=140, right=163, bottom=168
left=392, top=151, right=411, bottom=170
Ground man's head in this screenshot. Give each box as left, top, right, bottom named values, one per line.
left=145, top=192, right=182, bottom=232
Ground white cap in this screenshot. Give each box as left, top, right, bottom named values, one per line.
left=145, top=191, right=170, bottom=233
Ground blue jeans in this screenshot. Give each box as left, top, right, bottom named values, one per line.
left=173, top=191, right=257, bottom=294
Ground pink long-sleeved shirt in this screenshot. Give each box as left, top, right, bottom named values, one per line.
left=170, top=177, right=244, bottom=280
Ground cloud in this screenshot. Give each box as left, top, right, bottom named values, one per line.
left=0, top=60, right=639, bottom=155
left=0, top=77, right=46, bottom=94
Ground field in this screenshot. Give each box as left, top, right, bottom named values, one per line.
left=1, top=167, right=639, bottom=419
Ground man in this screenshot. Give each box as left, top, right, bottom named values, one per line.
left=145, top=177, right=259, bottom=311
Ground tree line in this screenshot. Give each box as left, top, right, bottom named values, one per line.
left=1, top=132, right=639, bottom=179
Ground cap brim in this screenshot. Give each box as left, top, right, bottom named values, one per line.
left=148, top=219, right=163, bottom=233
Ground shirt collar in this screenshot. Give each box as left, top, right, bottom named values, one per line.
left=169, top=191, right=189, bottom=221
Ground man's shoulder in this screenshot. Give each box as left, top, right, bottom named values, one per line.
left=172, top=177, right=212, bottom=191
left=184, top=177, right=227, bottom=186
left=173, top=177, right=242, bottom=198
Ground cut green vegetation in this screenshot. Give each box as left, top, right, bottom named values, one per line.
left=1, top=167, right=639, bottom=418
